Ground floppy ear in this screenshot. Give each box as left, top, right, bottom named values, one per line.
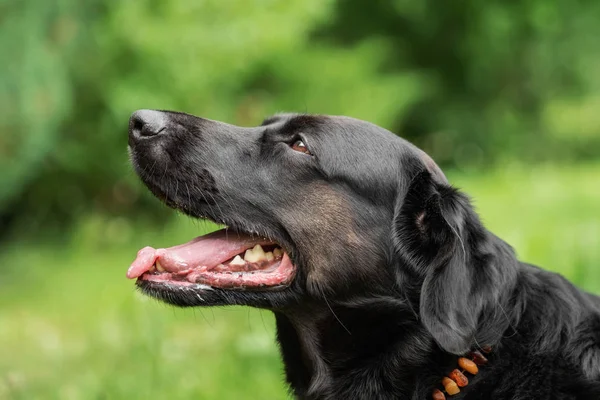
left=394, top=167, right=517, bottom=354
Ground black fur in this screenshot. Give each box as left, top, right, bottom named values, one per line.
left=128, top=110, right=600, bottom=399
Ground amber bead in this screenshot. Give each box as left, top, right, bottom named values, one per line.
left=442, top=377, right=460, bottom=395
left=470, top=350, right=489, bottom=365
left=449, top=369, right=469, bottom=387
left=432, top=388, right=446, bottom=400
left=458, top=357, right=479, bottom=375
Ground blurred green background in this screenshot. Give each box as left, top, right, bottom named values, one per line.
left=1, top=1, right=599, bottom=399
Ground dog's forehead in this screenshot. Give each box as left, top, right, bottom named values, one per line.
left=260, top=113, right=290, bottom=126
left=260, top=113, right=395, bottom=140
left=259, top=114, right=442, bottom=170
left=260, top=113, right=328, bottom=131
left=260, top=112, right=416, bottom=170
left=260, top=113, right=305, bottom=127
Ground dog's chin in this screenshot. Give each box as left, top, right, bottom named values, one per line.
left=136, top=279, right=298, bottom=308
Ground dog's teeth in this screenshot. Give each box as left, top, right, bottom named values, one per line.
left=244, top=244, right=266, bottom=262
left=253, top=244, right=266, bottom=259
left=230, top=255, right=245, bottom=266
left=265, top=252, right=274, bottom=261
left=273, top=248, right=283, bottom=258
left=155, top=261, right=165, bottom=272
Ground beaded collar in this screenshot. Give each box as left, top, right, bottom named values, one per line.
left=432, top=347, right=491, bottom=400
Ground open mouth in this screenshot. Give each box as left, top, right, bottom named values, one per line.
left=126, top=229, right=296, bottom=290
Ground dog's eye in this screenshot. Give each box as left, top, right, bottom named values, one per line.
left=291, top=139, right=311, bottom=155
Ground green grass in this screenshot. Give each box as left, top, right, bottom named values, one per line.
left=1, top=163, right=599, bottom=399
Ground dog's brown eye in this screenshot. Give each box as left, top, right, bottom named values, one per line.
left=291, top=139, right=311, bottom=155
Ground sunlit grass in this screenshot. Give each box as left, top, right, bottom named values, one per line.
left=1, top=163, right=599, bottom=399
left=448, top=162, right=600, bottom=293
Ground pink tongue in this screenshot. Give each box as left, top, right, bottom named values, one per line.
left=126, top=229, right=273, bottom=279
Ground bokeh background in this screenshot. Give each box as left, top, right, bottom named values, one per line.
left=1, top=1, right=599, bottom=399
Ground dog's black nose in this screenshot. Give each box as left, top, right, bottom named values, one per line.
left=129, top=109, right=167, bottom=143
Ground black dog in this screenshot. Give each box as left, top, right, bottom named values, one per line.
left=127, top=110, right=600, bottom=399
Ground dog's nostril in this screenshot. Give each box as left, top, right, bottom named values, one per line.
left=132, top=117, right=146, bottom=136
left=129, top=109, right=167, bottom=139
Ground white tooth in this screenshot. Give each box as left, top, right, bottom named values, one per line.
left=254, top=244, right=266, bottom=258
left=265, top=252, right=274, bottom=261
left=155, top=261, right=165, bottom=272
left=244, top=245, right=266, bottom=263
left=273, top=248, right=283, bottom=258
left=230, top=255, right=245, bottom=266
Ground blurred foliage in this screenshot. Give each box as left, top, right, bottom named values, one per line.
left=1, top=0, right=599, bottom=231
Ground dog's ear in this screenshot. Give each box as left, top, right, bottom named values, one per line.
left=394, top=164, right=517, bottom=354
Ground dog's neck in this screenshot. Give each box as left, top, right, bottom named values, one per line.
left=274, top=298, right=439, bottom=399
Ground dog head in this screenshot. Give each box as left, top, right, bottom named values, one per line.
left=127, top=110, right=517, bottom=353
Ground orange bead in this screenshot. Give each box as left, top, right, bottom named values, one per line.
left=458, top=357, right=479, bottom=375
left=432, top=388, right=446, bottom=400
left=449, top=369, right=469, bottom=387
left=442, top=377, right=460, bottom=395
left=470, top=350, right=489, bottom=365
